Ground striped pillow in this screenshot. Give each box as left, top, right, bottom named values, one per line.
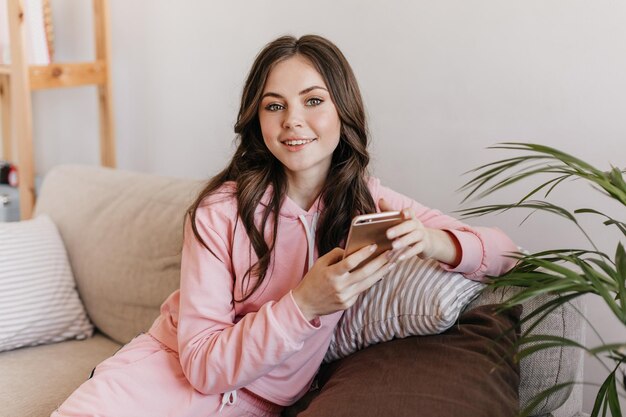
left=0, top=215, right=93, bottom=352
left=325, top=257, right=485, bottom=362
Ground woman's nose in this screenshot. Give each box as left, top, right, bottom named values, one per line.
left=283, top=107, right=304, bottom=129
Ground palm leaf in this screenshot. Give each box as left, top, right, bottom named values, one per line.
left=459, top=155, right=556, bottom=203
left=496, top=251, right=622, bottom=322
left=459, top=142, right=626, bottom=416
left=514, top=335, right=587, bottom=361
left=590, top=367, right=624, bottom=417
left=489, top=143, right=603, bottom=174
left=458, top=200, right=599, bottom=249
left=460, top=157, right=540, bottom=203
left=491, top=293, right=581, bottom=357
left=468, top=165, right=574, bottom=202
left=578, top=260, right=623, bottom=321
left=575, top=208, right=626, bottom=236
left=615, top=243, right=626, bottom=319
left=460, top=142, right=626, bottom=207
left=586, top=343, right=626, bottom=356
left=606, top=375, right=623, bottom=417
left=591, top=374, right=612, bottom=417
left=516, top=295, right=582, bottom=338
left=518, top=381, right=578, bottom=417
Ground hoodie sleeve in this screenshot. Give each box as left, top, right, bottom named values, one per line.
left=176, top=208, right=320, bottom=395
left=370, top=178, right=518, bottom=281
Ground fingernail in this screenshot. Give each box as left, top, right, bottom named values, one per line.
left=388, top=262, right=397, bottom=271
left=369, top=244, right=377, bottom=252
left=387, top=230, right=395, bottom=239
left=398, top=254, right=406, bottom=261
left=403, top=209, right=410, bottom=217
left=392, top=241, right=402, bottom=250
left=386, top=251, right=394, bottom=260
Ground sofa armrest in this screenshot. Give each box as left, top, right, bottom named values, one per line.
left=466, top=288, right=586, bottom=417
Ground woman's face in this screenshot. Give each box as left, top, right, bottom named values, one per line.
left=258, top=55, right=341, bottom=185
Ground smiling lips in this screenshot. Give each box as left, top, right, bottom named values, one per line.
left=281, top=138, right=317, bottom=151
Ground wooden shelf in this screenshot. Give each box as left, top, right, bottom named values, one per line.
left=0, top=0, right=116, bottom=219
left=1, top=62, right=108, bottom=88
left=30, top=61, right=108, bottom=89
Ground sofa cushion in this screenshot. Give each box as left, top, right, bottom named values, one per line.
left=34, top=165, right=204, bottom=344
left=0, top=333, right=121, bottom=417
left=0, top=214, right=93, bottom=352
left=325, top=257, right=485, bottom=362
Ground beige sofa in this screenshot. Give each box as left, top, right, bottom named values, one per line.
left=0, top=165, right=589, bottom=417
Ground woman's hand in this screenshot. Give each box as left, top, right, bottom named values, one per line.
left=379, top=198, right=461, bottom=267
left=292, top=245, right=395, bottom=322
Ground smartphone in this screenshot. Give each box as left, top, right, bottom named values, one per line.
left=343, top=211, right=404, bottom=270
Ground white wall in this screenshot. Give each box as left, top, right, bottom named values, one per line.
left=6, top=0, right=626, bottom=413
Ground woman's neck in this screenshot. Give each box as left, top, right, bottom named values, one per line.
left=285, top=173, right=325, bottom=211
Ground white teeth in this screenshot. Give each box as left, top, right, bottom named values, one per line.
left=284, top=139, right=314, bottom=146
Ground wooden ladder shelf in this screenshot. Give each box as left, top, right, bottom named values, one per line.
left=0, top=0, right=116, bottom=219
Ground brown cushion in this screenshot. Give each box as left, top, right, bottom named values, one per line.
left=284, top=304, right=521, bottom=417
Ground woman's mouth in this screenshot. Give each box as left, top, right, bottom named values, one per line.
left=283, top=138, right=316, bottom=146
left=282, top=138, right=317, bottom=151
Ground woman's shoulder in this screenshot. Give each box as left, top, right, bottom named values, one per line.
left=195, top=181, right=239, bottom=221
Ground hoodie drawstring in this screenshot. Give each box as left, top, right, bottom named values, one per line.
left=298, top=212, right=319, bottom=271
left=219, top=390, right=237, bottom=412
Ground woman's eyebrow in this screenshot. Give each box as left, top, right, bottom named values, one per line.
left=261, top=86, right=328, bottom=99
left=299, top=85, right=328, bottom=95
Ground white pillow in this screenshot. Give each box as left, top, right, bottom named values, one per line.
left=325, top=257, right=485, bottom=362
left=0, top=215, right=93, bottom=352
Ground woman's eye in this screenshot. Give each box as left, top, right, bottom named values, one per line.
left=306, top=98, right=323, bottom=106
left=265, top=103, right=284, bottom=112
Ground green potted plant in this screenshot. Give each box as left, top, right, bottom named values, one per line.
left=458, top=143, right=625, bottom=417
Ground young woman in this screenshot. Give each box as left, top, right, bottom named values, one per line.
left=52, top=34, right=518, bottom=417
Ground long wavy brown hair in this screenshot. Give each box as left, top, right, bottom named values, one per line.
left=187, top=34, right=376, bottom=301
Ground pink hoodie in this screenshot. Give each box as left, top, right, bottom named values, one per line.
left=148, top=177, right=518, bottom=406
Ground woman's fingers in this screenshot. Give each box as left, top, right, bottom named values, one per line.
left=334, top=243, right=380, bottom=275
left=378, top=198, right=396, bottom=212
left=390, top=229, right=424, bottom=250
left=347, top=255, right=396, bottom=298
left=295, top=245, right=392, bottom=318
left=343, top=249, right=392, bottom=286
left=319, top=247, right=345, bottom=266
left=394, top=241, right=425, bottom=261
left=386, top=216, right=423, bottom=240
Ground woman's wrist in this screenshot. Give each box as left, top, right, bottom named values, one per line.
left=291, top=288, right=318, bottom=322
left=428, top=229, right=462, bottom=267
